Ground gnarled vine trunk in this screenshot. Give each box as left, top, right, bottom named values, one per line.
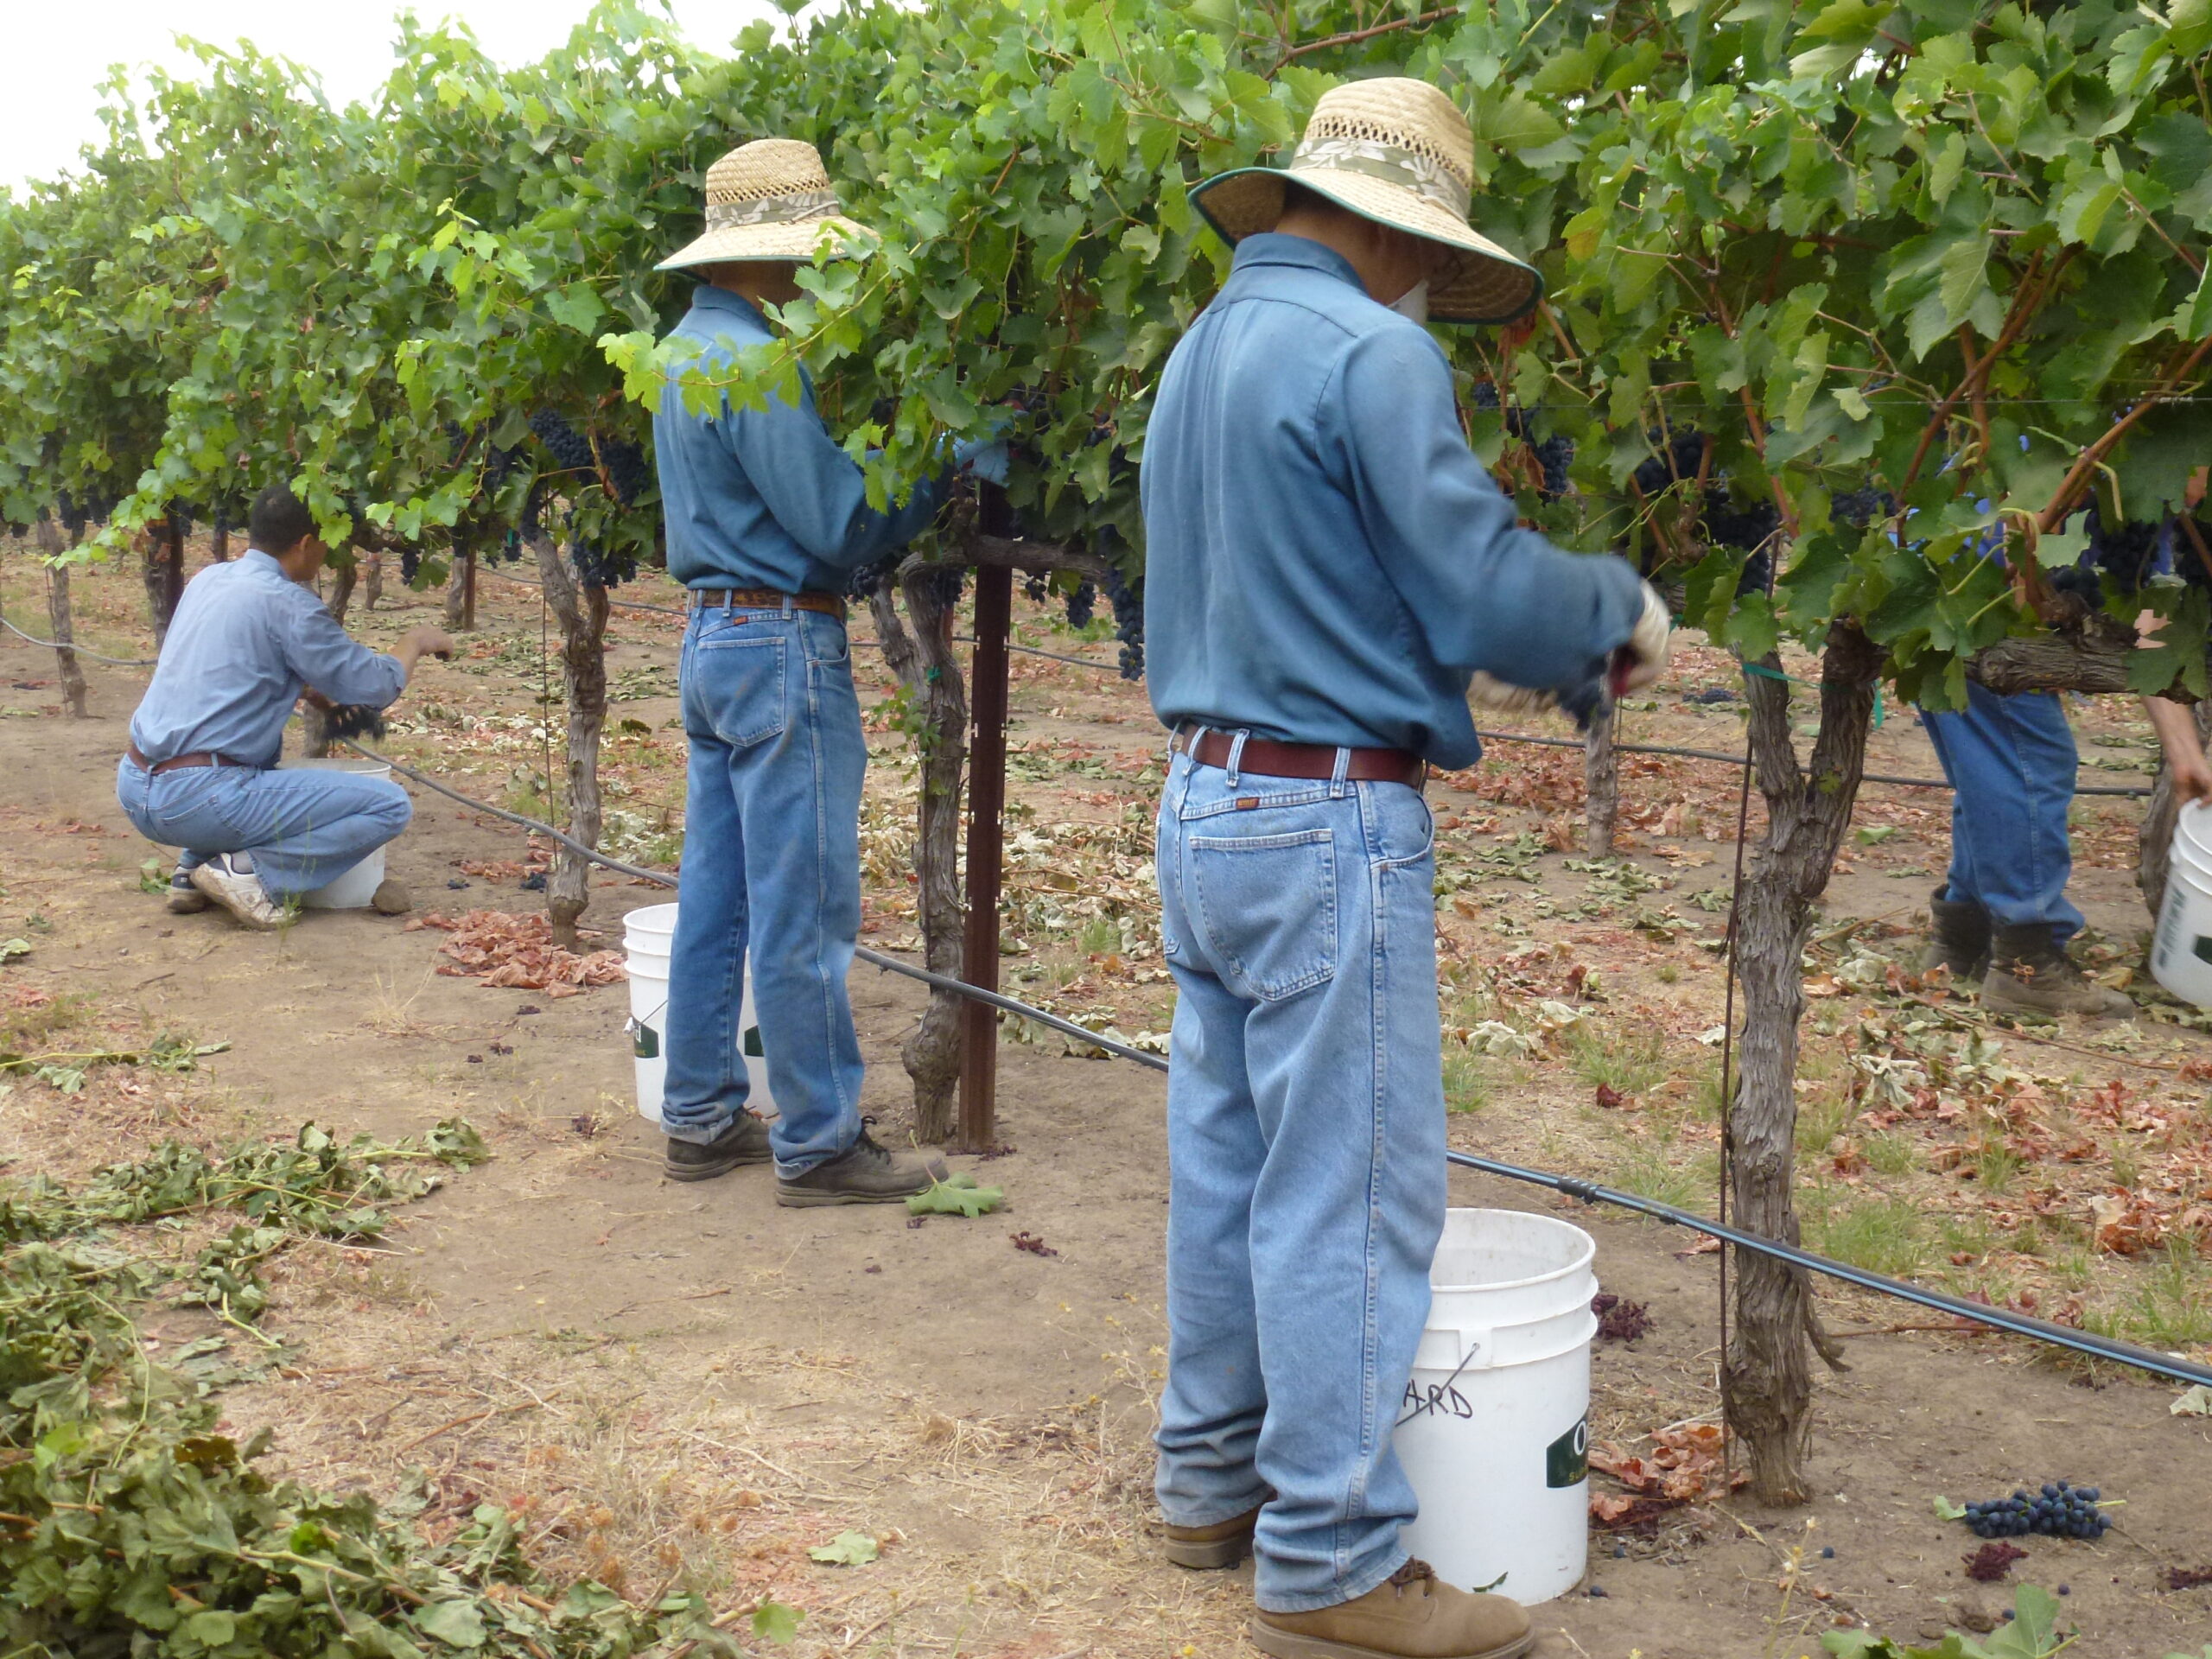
left=323, top=553, right=357, bottom=624
left=34, top=513, right=88, bottom=718
left=873, top=561, right=969, bottom=1143
left=1585, top=705, right=1618, bottom=855
left=445, top=536, right=477, bottom=631
left=531, top=534, right=607, bottom=950
left=1723, top=620, right=1876, bottom=1504
left=142, top=511, right=186, bottom=647
left=362, top=549, right=384, bottom=611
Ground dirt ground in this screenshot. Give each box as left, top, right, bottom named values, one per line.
left=3, top=542, right=2211, bottom=1658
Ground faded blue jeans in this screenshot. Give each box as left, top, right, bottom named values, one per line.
left=660, top=601, right=867, bottom=1177
left=116, top=758, right=410, bottom=900
left=1917, top=683, right=2083, bottom=941
left=1154, top=742, right=1446, bottom=1614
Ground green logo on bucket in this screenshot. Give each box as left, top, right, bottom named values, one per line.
left=2194, top=937, right=2212, bottom=967
left=1545, top=1418, right=1589, bottom=1489
left=743, top=1025, right=764, bottom=1058
left=633, top=1023, right=659, bottom=1060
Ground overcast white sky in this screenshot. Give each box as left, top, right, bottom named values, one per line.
left=5, top=2, right=786, bottom=192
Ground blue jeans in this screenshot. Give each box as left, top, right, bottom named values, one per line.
left=1154, top=744, right=1445, bottom=1615
left=661, top=602, right=867, bottom=1177
left=1916, top=683, right=2082, bottom=940
left=115, top=759, right=410, bottom=900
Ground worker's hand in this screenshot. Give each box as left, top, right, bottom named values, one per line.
left=400, top=625, right=456, bottom=662
left=2172, top=744, right=2212, bottom=804
left=1610, top=581, right=1674, bottom=696
left=1467, top=672, right=1558, bottom=718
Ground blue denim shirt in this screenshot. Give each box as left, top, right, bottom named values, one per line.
left=654, top=284, right=947, bottom=594
left=127, top=550, right=407, bottom=767
left=1140, top=235, right=1644, bottom=770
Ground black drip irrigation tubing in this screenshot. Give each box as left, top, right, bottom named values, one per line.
left=340, top=739, right=1167, bottom=1071
left=1445, top=1150, right=2212, bottom=1391
left=346, top=734, right=2212, bottom=1395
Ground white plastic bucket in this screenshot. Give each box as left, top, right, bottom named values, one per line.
left=1393, top=1208, right=1599, bottom=1605
left=276, top=757, right=392, bottom=909
left=2152, top=803, right=2212, bottom=1007
left=622, top=903, right=772, bottom=1126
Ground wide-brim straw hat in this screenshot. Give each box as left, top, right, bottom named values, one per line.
left=658, top=138, right=876, bottom=270
left=1190, top=78, right=1542, bottom=324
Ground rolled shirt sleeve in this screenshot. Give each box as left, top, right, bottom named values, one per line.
left=1333, top=327, right=1644, bottom=690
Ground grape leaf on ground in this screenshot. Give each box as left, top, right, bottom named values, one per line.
left=906, top=1173, right=1003, bottom=1218
left=807, top=1531, right=879, bottom=1566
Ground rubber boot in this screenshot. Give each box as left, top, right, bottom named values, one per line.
left=1921, top=887, right=1991, bottom=982
left=1980, top=924, right=2134, bottom=1020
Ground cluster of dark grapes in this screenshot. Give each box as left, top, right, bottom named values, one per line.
left=399, top=545, right=422, bottom=583
left=1065, top=579, right=1096, bottom=631
left=1832, top=485, right=1896, bottom=528
left=600, top=439, right=650, bottom=506
left=1630, top=429, right=1710, bottom=497
left=569, top=538, right=639, bottom=588
left=1531, top=435, right=1573, bottom=498
left=529, top=408, right=597, bottom=473
left=1964, top=1482, right=2107, bottom=1541
left=322, top=704, right=388, bottom=741
left=1096, top=530, right=1144, bottom=682
left=847, top=557, right=897, bottom=602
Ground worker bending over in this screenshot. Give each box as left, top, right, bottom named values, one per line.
left=1141, top=79, right=1669, bottom=1659
left=117, top=484, right=449, bottom=928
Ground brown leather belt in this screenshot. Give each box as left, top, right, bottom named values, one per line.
left=1171, top=728, right=1425, bottom=788
left=126, top=744, right=259, bottom=776
left=690, top=588, right=848, bottom=621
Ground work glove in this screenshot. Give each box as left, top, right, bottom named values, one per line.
left=1610, top=581, right=1674, bottom=696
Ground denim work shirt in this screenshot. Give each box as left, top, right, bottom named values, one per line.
left=127, top=550, right=407, bottom=768
left=1141, top=234, right=1644, bottom=771
left=654, top=283, right=946, bottom=595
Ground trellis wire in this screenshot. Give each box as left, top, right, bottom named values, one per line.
left=0, top=612, right=159, bottom=667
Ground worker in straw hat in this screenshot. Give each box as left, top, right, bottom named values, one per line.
left=1141, top=78, right=1671, bottom=1659
left=648, top=137, right=1001, bottom=1204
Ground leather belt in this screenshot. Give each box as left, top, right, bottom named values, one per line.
left=690, top=588, right=847, bottom=621
left=1171, top=728, right=1425, bottom=788
left=126, top=744, right=259, bottom=776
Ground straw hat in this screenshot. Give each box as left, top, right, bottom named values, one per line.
left=657, top=138, right=874, bottom=271
left=1190, top=78, right=1542, bottom=324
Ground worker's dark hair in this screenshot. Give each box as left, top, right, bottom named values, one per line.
left=248, top=484, right=317, bottom=554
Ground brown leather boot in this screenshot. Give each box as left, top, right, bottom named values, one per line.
left=1163, top=1503, right=1262, bottom=1569
left=1921, top=887, right=1991, bottom=981
left=1251, top=1559, right=1532, bottom=1659
left=1980, top=924, right=2133, bottom=1020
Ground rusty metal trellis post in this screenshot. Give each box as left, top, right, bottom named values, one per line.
left=958, top=523, right=1014, bottom=1153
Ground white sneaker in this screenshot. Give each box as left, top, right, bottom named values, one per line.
left=167, top=868, right=211, bottom=914
left=189, top=855, right=284, bottom=930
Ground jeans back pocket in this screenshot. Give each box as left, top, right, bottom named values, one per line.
left=685, top=634, right=788, bottom=748
left=1187, top=827, right=1338, bottom=1001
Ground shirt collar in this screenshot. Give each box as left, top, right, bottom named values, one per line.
left=689, top=283, right=767, bottom=327
left=1230, top=232, right=1368, bottom=295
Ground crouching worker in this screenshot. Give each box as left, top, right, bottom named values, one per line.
left=117, top=484, right=452, bottom=930
left=1142, top=80, right=1669, bottom=1659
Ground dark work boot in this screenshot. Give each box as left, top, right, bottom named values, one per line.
left=1164, top=1503, right=1264, bottom=1569
left=776, top=1120, right=938, bottom=1206
left=1921, top=887, right=1991, bottom=982
left=1981, top=925, right=2134, bottom=1020
left=664, top=1113, right=773, bottom=1181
